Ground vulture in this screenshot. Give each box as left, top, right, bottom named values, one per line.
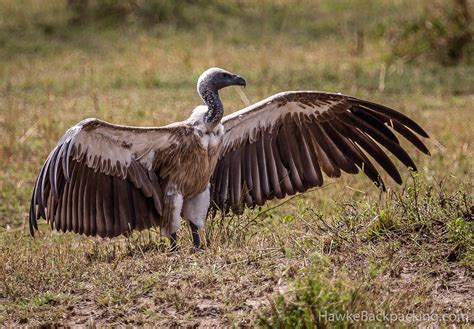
left=29, top=67, right=430, bottom=250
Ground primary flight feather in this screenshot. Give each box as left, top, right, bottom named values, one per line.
left=29, top=67, right=430, bottom=249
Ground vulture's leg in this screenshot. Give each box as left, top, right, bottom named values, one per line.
left=170, top=232, right=178, bottom=252
left=189, top=221, right=201, bottom=249
left=182, top=184, right=210, bottom=250
left=163, top=185, right=184, bottom=251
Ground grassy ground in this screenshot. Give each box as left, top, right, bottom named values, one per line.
left=1, top=0, right=473, bottom=326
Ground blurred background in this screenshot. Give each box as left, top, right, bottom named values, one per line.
left=1, top=0, right=472, bottom=228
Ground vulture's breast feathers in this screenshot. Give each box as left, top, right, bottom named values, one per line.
left=187, top=105, right=225, bottom=151
left=166, top=108, right=224, bottom=197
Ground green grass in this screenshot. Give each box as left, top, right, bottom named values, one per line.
left=1, top=0, right=473, bottom=326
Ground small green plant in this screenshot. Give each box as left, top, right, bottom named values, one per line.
left=32, top=293, right=57, bottom=307
left=259, top=269, right=383, bottom=328
left=447, top=216, right=474, bottom=267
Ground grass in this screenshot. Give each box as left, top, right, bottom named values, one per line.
left=1, top=0, right=473, bottom=326
left=260, top=177, right=473, bottom=327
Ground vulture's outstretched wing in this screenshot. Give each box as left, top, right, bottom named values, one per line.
left=29, top=118, right=186, bottom=238
left=210, top=91, right=430, bottom=213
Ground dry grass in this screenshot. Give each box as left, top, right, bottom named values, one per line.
left=1, top=0, right=473, bottom=326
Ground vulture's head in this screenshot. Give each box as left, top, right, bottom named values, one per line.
left=197, top=67, right=246, bottom=95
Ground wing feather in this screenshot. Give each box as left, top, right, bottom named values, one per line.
left=103, top=175, right=114, bottom=237
left=319, top=122, right=359, bottom=175
left=112, top=177, right=122, bottom=237
left=126, top=182, right=136, bottom=232
left=211, top=91, right=429, bottom=212
left=212, top=158, right=224, bottom=207
left=300, top=124, right=324, bottom=186
left=263, top=134, right=284, bottom=199
left=361, top=106, right=430, bottom=155
left=278, top=123, right=305, bottom=192
left=75, top=168, right=84, bottom=235
left=30, top=118, right=182, bottom=238
left=306, top=123, right=341, bottom=177
left=352, top=107, right=400, bottom=144
left=285, top=122, right=308, bottom=191
left=218, top=157, right=230, bottom=209
left=243, top=144, right=254, bottom=205
left=263, top=134, right=283, bottom=198
left=66, top=164, right=77, bottom=232
left=131, top=187, right=145, bottom=231
left=294, top=124, right=320, bottom=187
left=339, top=112, right=417, bottom=169
left=352, top=98, right=429, bottom=137
left=88, top=170, right=98, bottom=236
left=256, top=137, right=271, bottom=199
left=271, top=132, right=294, bottom=196
left=250, top=141, right=263, bottom=205
left=95, top=173, right=106, bottom=237
left=325, top=121, right=385, bottom=189
left=230, top=147, right=242, bottom=207
left=333, top=118, right=402, bottom=184
left=80, top=165, right=90, bottom=236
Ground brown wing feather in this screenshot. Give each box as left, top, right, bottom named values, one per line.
left=211, top=91, right=430, bottom=213
left=30, top=118, right=185, bottom=238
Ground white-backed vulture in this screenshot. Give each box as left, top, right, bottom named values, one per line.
left=29, top=67, right=430, bottom=249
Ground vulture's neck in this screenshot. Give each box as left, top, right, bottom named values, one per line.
left=200, top=88, right=223, bottom=129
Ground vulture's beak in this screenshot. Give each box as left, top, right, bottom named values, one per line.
left=234, top=75, right=247, bottom=87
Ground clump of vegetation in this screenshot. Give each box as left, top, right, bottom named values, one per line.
left=67, top=0, right=234, bottom=27
left=260, top=267, right=383, bottom=328
left=390, top=0, right=473, bottom=65
left=261, top=177, right=473, bottom=327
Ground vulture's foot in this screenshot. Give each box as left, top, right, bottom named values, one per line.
left=192, top=245, right=205, bottom=253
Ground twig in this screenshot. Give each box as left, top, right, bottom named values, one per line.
left=19, top=122, right=39, bottom=144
